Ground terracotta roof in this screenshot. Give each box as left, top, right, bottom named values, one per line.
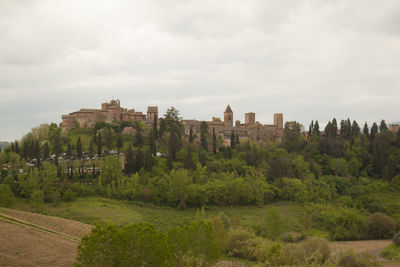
left=224, top=105, right=233, bottom=113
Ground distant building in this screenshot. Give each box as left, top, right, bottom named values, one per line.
left=182, top=105, right=283, bottom=143
left=389, top=123, right=399, bottom=133
left=60, top=99, right=156, bottom=131
left=60, top=101, right=284, bottom=142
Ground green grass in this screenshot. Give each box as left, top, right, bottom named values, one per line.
left=14, top=197, right=313, bottom=233
left=380, top=243, right=400, bottom=262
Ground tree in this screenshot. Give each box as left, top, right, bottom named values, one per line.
left=312, top=120, right=320, bottom=139
left=89, top=138, right=95, bottom=159
left=153, top=114, right=158, bottom=140
left=363, top=122, right=370, bottom=139
left=189, top=127, right=194, bottom=143
left=104, top=128, right=113, bottom=152
left=134, top=125, right=143, bottom=148
left=230, top=131, right=235, bottom=149
left=53, top=130, right=62, bottom=156
left=0, top=184, right=16, bottom=207
left=77, top=137, right=82, bottom=159
left=212, top=128, right=217, bottom=154
left=99, top=156, right=123, bottom=185
left=134, top=149, right=144, bottom=173
left=184, top=147, right=196, bottom=170
left=380, top=120, right=388, bottom=132
left=116, top=135, right=123, bottom=155
left=42, top=142, right=49, bottom=160
left=351, top=121, right=360, bottom=137
left=364, top=212, right=396, bottom=239
left=283, top=121, right=302, bottom=152
left=124, top=145, right=134, bottom=175
left=144, top=147, right=153, bottom=171
left=200, top=121, right=208, bottom=151
left=331, top=118, right=338, bottom=138
left=97, top=131, right=102, bottom=156
left=371, top=122, right=378, bottom=141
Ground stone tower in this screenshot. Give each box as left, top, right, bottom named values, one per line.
left=147, top=106, right=158, bottom=121
left=274, top=113, right=283, bottom=129
left=245, top=112, right=255, bottom=125
left=224, top=105, right=233, bottom=127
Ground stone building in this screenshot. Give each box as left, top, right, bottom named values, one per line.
left=60, top=100, right=156, bottom=131
left=182, top=105, right=283, bottom=143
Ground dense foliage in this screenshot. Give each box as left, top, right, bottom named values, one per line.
left=1, top=110, right=399, bottom=244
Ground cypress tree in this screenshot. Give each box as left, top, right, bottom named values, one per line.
left=396, top=129, right=400, bottom=147
left=134, top=149, right=144, bottom=173
left=42, top=142, right=49, bottom=160
left=312, top=120, right=320, bottom=139
left=116, top=135, right=123, bottom=155
left=380, top=120, right=388, bottom=132
left=235, top=134, right=240, bottom=145
left=184, top=147, right=196, bottom=170
left=324, top=121, right=332, bottom=137
left=351, top=121, right=360, bottom=137
left=144, top=147, right=153, bottom=171
left=124, top=145, right=134, bottom=175
left=153, top=115, right=158, bottom=140
left=89, top=138, right=94, bottom=159
left=212, top=128, right=217, bottom=154
left=363, top=122, right=370, bottom=139
left=200, top=121, right=208, bottom=151
left=134, top=125, right=143, bottom=148
left=189, top=127, right=193, bottom=143
left=230, top=131, right=235, bottom=149
left=331, top=118, right=338, bottom=137
left=77, top=137, right=82, bottom=159
left=371, top=122, right=378, bottom=141
left=97, top=131, right=102, bottom=157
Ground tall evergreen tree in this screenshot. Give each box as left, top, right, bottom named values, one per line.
left=331, top=118, right=338, bottom=137
left=212, top=128, right=217, bottom=154
left=153, top=115, right=158, bottom=140
left=144, top=147, right=153, bottom=171
left=89, top=138, right=95, bottom=159
left=116, top=135, right=123, bottom=155
left=97, top=131, right=102, bottom=156
left=184, top=147, right=196, bottom=170
left=312, top=120, right=320, bottom=138
left=189, top=127, right=194, bottom=144
left=134, top=125, right=143, bottom=148
left=42, top=142, right=49, bottom=159
left=230, top=131, right=235, bottom=149
left=66, top=138, right=72, bottom=158
left=371, top=122, right=378, bottom=141
left=104, top=128, right=113, bottom=152
left=134, top=149, right=144, bottom=173
left=200, top=121, right=208, bottom=151
left=77, top=137, right=82, bottom=159
left=124, top=145, right=134, bottom=175
left=363, top=122, right=370, bottom=139
left=351, top=121, right=360, bottom=137
left=380, top=120, right=388, bottom=132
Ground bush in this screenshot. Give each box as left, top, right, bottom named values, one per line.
left=380, top=243, right=400, bottom=261
left=63, top=189, right=77, bottom=202
left=281, top=237, right=330, bottom=265
left=225, top=227, right=281, bottom=263
left=279, top=231, right=305, bottom=243
left=335, top=249, right=380, bottom=267
left=0, top=184, right=15, bottom=207
left=394, top=232, right=400, bottom=246
left=364, top=212, right=396, bottom=239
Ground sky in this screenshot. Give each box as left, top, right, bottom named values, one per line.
left=0, top=0, right=399, bottom=141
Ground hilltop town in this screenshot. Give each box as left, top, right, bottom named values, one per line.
left=60, top=99, right=284, bottom=143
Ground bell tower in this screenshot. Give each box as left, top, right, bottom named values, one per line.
left=224, top=105, right=233, bottom=127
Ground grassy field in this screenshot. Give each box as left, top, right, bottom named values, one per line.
left=15, top=197, right=314, bottom=233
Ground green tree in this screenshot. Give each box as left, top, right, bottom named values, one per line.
left=99, top=156, right=123, bottom=185
left=77, top=136, right=82, bottom=159
left=116, top=134, right=123, bottom=155
left=230, top=131, right=235, bottom=149
left=0, top=184, right=16, bottom=207
left=124, top=145, right=134, bottom=175
left=97, top=131, right=102, bottom=156
left=264, top=207, right=283, bottom=240
left=212, top=128, right=217, bottom=154
left=134, top=125, right=143, bottom=148
left=380, top=120, right=388, bottom=132
left=363, top=122, right=370, bottom=140
left=189, top=127, right=194, bottom=143
left=371, top=122, right=378, bottom=141
left=200, top=121, right=208, bottom=151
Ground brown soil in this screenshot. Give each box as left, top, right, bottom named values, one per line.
left=0, top=207, right=93, bottom=239
left=0, top=208, right=94, bottom=267
left=0, top=219, right=78, bottom=267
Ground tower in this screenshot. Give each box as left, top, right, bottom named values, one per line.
left=224, top=105, right=233, bottom=127
left=245, top=112, right=255, bottom=125
left=147, top=106, right=158, bottom=121
left=274, top=113, right=283, bottom=129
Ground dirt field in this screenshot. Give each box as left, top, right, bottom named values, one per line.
left=0, top=208, right=93, bottom=267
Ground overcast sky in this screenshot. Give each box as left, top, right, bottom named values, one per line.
left=1, top=0, right=399, bottom=141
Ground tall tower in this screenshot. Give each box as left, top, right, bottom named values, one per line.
left=274, top=113, right=283, bottom=129
left=224, top=105, right=233, bottom=127
left=245, top=112, right=255, bottom=125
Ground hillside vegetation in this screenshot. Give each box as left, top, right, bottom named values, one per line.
left=1, top=108, right=400, bottom=265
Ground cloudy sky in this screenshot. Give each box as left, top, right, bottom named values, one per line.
left=1, top=0, right=399, bottom=141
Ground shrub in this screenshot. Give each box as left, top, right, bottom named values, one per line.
left=63, top=189, right=77, bottom=202
left=0, top=184, right=15, bottom=207
left=364, top=212, right=396, bottom=239
left=279, top=231, right=305, bottom=243
left=281, top=237, right=330, bottom=265
left=380, top=243, right=400, bottom=261
left=394, top=232, right=400, bottom=247
left=334, top=249, right=380, bottom=267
